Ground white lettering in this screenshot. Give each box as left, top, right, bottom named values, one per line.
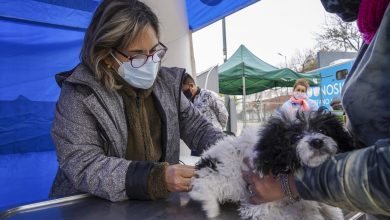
left=320, top=83, right=345, bottom=96
left=334, top=84, right=339, bottom=94
left=326, top=84, right=334, bottom=95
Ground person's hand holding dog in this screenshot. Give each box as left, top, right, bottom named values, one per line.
left=242, top=157, right=299, bottom=204
left=165, top=164, right=195, bottom=192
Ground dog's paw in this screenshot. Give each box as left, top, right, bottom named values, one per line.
left=201, top=198, right=220, bottom=218
left=205, top=205, right=220, bottom=218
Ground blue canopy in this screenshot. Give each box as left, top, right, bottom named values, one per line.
left=186, top=0, right=260, bottom=31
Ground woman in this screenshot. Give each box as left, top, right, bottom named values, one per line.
left=50, top=0, right=224, bottom=202
left=279, top=78, right=318, bottom=119
left=242, top=0, right=390, bottom=218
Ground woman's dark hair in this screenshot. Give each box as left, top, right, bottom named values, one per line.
left=182, top=73, right=195, bottom=85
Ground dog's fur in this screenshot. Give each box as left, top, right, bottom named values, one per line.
left=190, top=109, right=354, bottom=220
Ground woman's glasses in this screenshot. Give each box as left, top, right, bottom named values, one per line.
left=113, top=42, right=167, bottom=68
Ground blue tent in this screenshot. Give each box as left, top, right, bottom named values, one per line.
left=0, top=0, right=99, bottom=209
left=0, top=0, right=96, bottom=155
left=186, top=0, right=259, bottom=31
left=0, top=0, right=259, bottom=209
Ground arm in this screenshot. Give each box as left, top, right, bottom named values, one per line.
left=179, top=91, right=224, bottom=154
left=242, top=140, right=390, bottom=216
left=52, top=83, right=165, bottom=201
left=210, top=92, right=229, bottom=129
left=276, top=100, right=294, bottom=119
left=309, top=99, right=319, bottom=111
left=295, top=139, right=390, bottom=216
left=278, top=101, right=289, bottom=114
left=52, top=84, right=131, bottom=201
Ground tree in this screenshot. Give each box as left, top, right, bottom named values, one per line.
left=286, top=49, right=318, bottom=72
left=316, top=15, right=362, bottom=52
left=284, top=15, right=362, bottom=72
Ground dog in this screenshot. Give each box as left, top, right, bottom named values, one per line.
left=189, top=108, right=354, bottom=220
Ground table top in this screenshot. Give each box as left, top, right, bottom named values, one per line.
left=0, top=193, right=240, bottom=220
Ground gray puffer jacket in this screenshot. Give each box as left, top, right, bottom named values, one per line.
left=49, top=64, right=224, bottom=201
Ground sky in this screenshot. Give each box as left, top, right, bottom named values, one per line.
left=192, top=0, right=329, bottom=73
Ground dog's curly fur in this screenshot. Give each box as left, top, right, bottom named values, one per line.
left=190, top=109, right=354, bottom=219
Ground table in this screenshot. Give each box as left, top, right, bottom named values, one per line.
left=0, top=193, right=240, bottom=220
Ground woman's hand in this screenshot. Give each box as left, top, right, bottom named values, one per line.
left=241, top=157, right=298, bottom=204
left=165, top=164, right=195, bottom=192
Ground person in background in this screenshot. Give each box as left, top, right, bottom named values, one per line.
left=330, top=97, right=343, bottom=111
left=50, top=0, right=224, bottom=202
left=330, top=97, right=346, bottom=125
left=279, top=78, right=319, bottom=119
left=242, top=0, right=390, bottom=218
left=181, top=73, right=228, bottom=131
left=181, top=74, right=229, bottom=156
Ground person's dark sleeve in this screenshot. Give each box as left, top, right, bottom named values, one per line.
left=125, top=161, right=169, bottom=200
left=294, top=138, right=390, bottom=216
left=179, top=91, right=225, bottom=154
left=125, top=161, right=154, bottom=200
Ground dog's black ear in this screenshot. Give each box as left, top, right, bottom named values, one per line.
left=330, top=121, right=355, bottom=152
left=253, top=116, right=300, bottom=176
left=311, top=109, right=355, bottom=152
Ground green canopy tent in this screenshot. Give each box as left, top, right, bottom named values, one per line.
left=219, top=45, right=320, bottom=95
left=218, top=45, right=320, bottom=124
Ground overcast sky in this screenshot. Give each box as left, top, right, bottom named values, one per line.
left=192, top=0, right=330, bottom=73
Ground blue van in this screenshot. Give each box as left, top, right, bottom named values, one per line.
left=306, top=59, right=355, bottom=109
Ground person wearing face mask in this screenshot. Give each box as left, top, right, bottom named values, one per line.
left=181, top=74, right=228, bottom=132
left=49, top=0, right=225, bottom=202
left=279, top=78, right=319, bottom=120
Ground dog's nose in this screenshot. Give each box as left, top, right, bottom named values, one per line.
left=310, top=139, right=324, bottom=149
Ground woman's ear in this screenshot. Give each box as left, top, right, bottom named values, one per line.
left=103, top=57, right=114, bottom=69
left=189, top=83, right=195, bottom=92
left=104, top=51, right=120, bottom=70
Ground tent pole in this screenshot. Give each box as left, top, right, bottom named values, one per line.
left=222, top=18, right=227, bottom=62
left=242, top=76, right=246, bottom=126
left=319, top=73, right=323, bottom=106
left=222, top=17, right=232, bottom=132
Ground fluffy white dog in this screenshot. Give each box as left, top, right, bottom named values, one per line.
left=190, top=109, right=354, bottom=220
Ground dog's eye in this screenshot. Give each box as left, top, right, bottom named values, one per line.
left=291, top=134, right=302, bottom=143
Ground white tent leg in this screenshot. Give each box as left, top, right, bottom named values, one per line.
left=242, top=76, right=246, bottom=127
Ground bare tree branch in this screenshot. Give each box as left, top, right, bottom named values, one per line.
left=286, top=49, right=317, bottom=72
left=315, top=15, right=362, bottom=52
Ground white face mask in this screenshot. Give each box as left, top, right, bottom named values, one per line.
left=111, top=54, right=159, bottom=89
left=293, top=91, right=307, bottom=99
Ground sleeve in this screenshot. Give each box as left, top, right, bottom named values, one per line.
left=278, top=101, right=290, bottom=114
left=294, top=138, right=390, bottom=216
left=178, top=91, right=225, bottom=154
left=52, top=83, right=153, bottom=201
left=277, top=100, right=294, bottom=118
left=147, top=162, right=170, bottom=200
left=309, top=99, right=319, bottom=111
left=209, top=91, right=229, bottom=129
